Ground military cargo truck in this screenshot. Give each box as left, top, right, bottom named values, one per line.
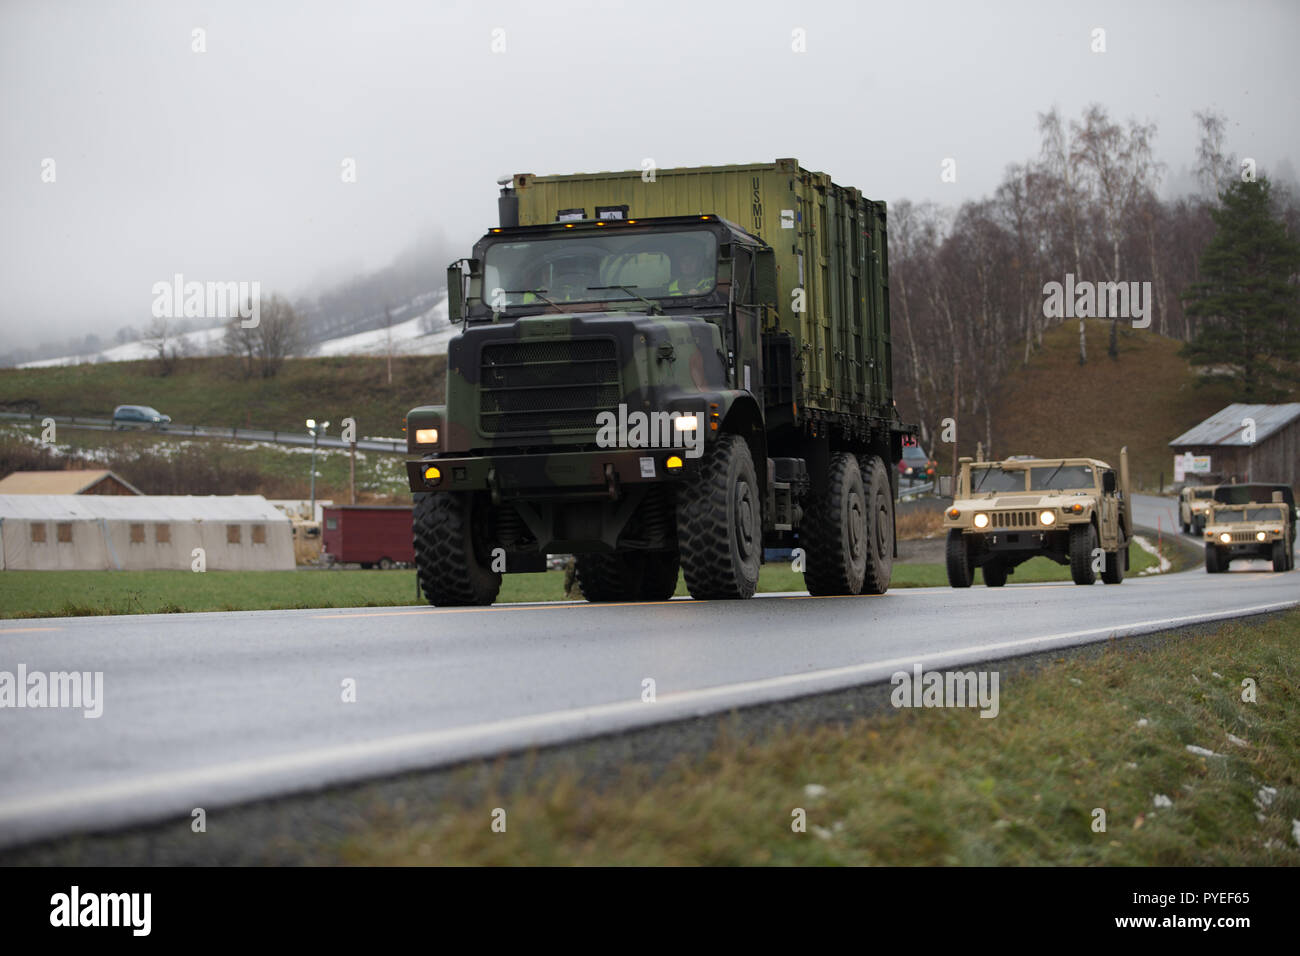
left=404, top=159, right=916, bottom=605
left=1178, top=484, right=1217, bottom=534
left=1203, top=483, right=1296, bottom=573
left=942, top=450, right=1131, bottom=587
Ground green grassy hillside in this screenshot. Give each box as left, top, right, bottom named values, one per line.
left=0, top=354, right=446, bottom=436
left=989, top=321, right=1235, bottom=491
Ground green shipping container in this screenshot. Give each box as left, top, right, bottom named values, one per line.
left=510, top=158, right=894, bottom=419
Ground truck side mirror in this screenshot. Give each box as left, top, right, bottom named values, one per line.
left=446, top=262, right=465, bottom=323
left=1103, top=471, right=1117, bottom=493
left=936, top=475, right=954, bottom=498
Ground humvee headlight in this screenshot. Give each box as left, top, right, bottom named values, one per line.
left=1219, top=532, right=1231, bottom=544
left=1039, top=510, right=1056, bottom=526
left=1256, top=531, right=1267, bottom=541
left=415, top=428, right=439, bottom=445
left=674, top=415, right=699, bottom=432
left=666, top=455, right=684, bottom=471
left=973, top=512, right=990, bottom=529
left=424, top=466, right=442, bottom=485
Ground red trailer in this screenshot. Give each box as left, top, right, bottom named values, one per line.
left=321, top=505, right=414, bottom=569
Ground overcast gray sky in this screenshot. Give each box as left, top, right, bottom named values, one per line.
left=1, top=0, right=1296, bottom=351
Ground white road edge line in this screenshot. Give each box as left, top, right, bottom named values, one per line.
left=0, top=598, right=1294, bottom=843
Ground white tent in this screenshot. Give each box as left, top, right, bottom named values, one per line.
left=0, top=495, right=294, bottom=571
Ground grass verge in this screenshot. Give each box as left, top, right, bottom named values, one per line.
left=0, top=542, right=1157, bottom=618
left=327, top=608, right=1300, bottom=864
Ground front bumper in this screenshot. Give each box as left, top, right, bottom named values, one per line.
left=407, top=447, right=697, bottom=500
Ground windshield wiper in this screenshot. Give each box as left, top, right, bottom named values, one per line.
left=502, top=289, right=563, bottom=311
left=1038, top=462, right=1065, bottom=490
left=586, top=285, right=664, bottom=315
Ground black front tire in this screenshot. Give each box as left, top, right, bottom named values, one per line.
left=1205, top=545, right=1223, bottom=573
left=1272, top=541, right=1288, bottom=572
left=1101, top=542, right=1125, bottom=584
left=575, top=551, right=680, bottom=602
left=676, top=434, right=760, bottom=600
left=1069, top=523, right=1098, bottom=585
left=413, top=492, right=501, bottom=606
left=982, top=559, right=1008, bottom=587
left=946, top=529, right=974, bottom=588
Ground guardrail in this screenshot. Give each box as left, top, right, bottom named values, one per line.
left=0, top=411, right=406, bottom=454
left=899, top=480, right=934, bottom=499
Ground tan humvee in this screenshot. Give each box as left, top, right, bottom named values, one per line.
left=1178, top=484, right=1217, bottom=535
left=1203, top=492, right=1295, bottom=574
left=942, top=449, right=1131, bottom=587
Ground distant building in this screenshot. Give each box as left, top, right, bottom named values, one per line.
left=0, top=469, right=142, bottom=496
left=1169, top=403, right=1300, bottom=494
left=0, top=495, right=294, bottom=571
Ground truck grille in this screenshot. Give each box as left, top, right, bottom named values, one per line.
left=992, top=510, right=1039, bottom=529
left=1228, top=531, right=1258, bottom=543
left=479, top=339, right=621, bottom=435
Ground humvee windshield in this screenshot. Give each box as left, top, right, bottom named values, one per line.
left=1028, top=464, right=1096, bottom=490
left=1191, top=488, right=1213, bottom=499
left=970, top=466, right=1025, bottom=493
left=482, top=229, right=717, bottom=307
left=1215, top=507, right=1285, bottom=523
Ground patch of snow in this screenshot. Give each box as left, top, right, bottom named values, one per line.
left=803, top=784, right=828, bottom=799
left=1227, top=733, right=1249, bottom=747
left=1153, top=794, right=1173, bottom=809
left=1133, top=535, right=1171, bottom=574
left=1186, top=745, right=1221, bottom=758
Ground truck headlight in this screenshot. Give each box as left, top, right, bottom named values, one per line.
left=415, top=428, right=439, bottom=445
left=1256, top=531, right=1267, bottom=541
left=424, top=466, right=442, bottom=486
left=1039, top=511, right=1055, bottom=526
left=974, top=513, right=990, bottom=529
left=674, top=415, right=699, bottom=432
left=1219, top=532, right=1231, bottom=544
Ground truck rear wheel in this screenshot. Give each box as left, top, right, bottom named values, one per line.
left=946, top=529, right=974, bottom=588
left=413, top=492, right=501, bottom=607
left=575, top=551, right=680, bottom=602
left=1272, top=541, right=1288, bottom=572
left=676, top=433, right=760, bottom=600
left=804, top=453, right=868, bottom=596
left=1101, top=542, right=1125, bottom=584
left=857, top=454, right=895, bottom=595
left=1069, top=523, right=1098, bottom=585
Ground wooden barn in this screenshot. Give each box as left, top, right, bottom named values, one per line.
left=1170, top=403, right=1300, bottom=495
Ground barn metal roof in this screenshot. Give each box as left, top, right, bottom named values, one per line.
left=1169, top=403, right=1300, bottom=447
left=0, top=495, right=290, bottom=522
left=0, top=469, right=142, bottom=495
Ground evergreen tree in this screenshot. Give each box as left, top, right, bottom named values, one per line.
left=1181, top=175, right=1300, bottom=400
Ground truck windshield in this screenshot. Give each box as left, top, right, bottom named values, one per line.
left=970, top=467, right=1025, bottom=493
left=1192, top=489, right=1213, bottom=499
left=483, top=229, right=718, bottom=308
left=1028, top=464, right=1096, bottom=490
left=1215, top=507, right=1284, bottom=523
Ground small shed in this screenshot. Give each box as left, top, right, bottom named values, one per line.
left=0, top=469, right=142, bottom=496
left=0, top=495, right=294, bottom=571
left=1169, top=403, right=1300, bottom=495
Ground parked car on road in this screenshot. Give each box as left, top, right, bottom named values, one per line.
left=899, top=442, right=936, bottom=482
left=112, top=405, right=171, bottom=430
